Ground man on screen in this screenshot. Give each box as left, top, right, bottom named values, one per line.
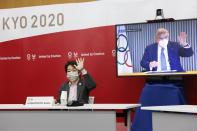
left=140, top=28, right=193, bottom=72
left=57, top=58, right=96, bottom=104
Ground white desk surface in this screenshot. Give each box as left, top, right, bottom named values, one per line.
left=0, top=104, right=141, bottom=110
left=141, top=105, right=197, bottom=113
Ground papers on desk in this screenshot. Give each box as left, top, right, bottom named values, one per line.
left=144, top=70, right=177, bottom=74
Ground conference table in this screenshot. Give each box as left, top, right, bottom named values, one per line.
left=0, top=104, right=140, bottom=131
left=141, top=105, right=197, bottom=131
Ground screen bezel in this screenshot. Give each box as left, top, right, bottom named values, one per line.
left=115, top=18, right=197, bottom=77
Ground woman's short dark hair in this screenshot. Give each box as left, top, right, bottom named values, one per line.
left=65, top=60, right=77, bottom=72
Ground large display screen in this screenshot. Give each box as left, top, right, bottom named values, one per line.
left=116, top=18, right=197, bottom=76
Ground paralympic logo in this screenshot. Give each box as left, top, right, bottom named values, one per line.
left=117, top=33, right=133, bottom=67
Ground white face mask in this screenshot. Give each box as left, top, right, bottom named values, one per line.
left=67, top=71, right=79, bottom=82
left=159, top=39, right=168, bottom=47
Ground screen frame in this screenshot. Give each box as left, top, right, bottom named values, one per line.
left=115, top=18, right=197, bottom=77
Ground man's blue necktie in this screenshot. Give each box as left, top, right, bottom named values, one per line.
left=161, top=48, right=167, bottom=71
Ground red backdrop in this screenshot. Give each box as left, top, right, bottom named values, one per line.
left=0, top=25, right=196, bottom=105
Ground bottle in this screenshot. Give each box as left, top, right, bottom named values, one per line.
left=60, top=91, right=67, bottom=106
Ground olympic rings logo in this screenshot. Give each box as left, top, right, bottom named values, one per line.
left=117, top=33, right=133, bottom=67
left=117, top=34, right=128, bottom=52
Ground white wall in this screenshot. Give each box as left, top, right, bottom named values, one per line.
left=0, top=0, right=196, bottom=42
left=104, top=0, right=197, bottom=25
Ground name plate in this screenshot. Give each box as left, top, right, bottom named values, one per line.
left=25, top=96, right=55, bottom=107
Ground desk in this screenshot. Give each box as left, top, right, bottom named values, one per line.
left=0, top=104, right=140, bottom=131
left=141, top=105, right=197, bottom=131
